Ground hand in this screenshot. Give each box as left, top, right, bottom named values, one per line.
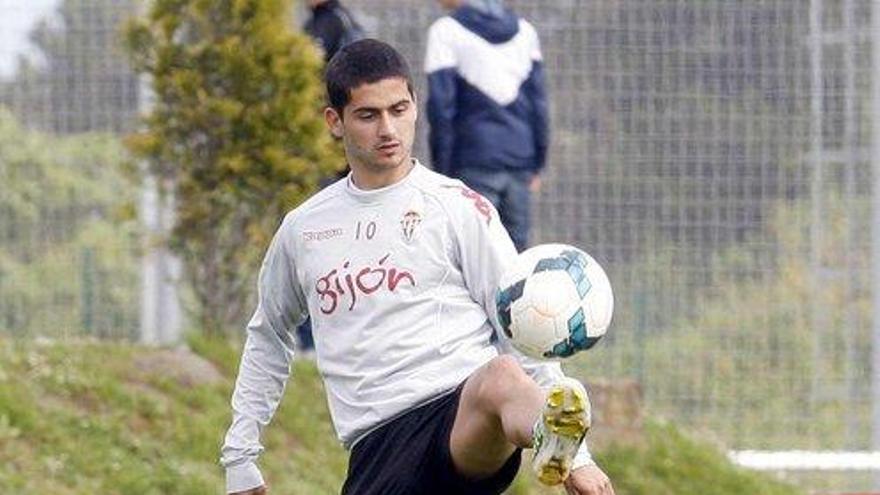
left=564, top=464, right=614, bottom=495
left=230, top=485, right=267, bottom=495
left=529, top=174, right=542, bottom=193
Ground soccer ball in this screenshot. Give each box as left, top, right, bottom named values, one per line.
left=495, top=244, right=614, bottom=360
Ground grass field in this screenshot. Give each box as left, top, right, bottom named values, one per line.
left=0, top=335, right=803, bottom=494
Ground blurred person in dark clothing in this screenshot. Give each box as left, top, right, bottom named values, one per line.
left=298, top=0, right=365, bottom=357
left=426, top=0, right=549, bottom=252
left=305, top=0, right=365, bottom=62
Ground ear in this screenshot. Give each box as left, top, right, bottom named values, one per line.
left=324, top=107, right=344, bottom=139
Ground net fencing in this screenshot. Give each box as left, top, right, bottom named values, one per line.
left=0, top=0, right=142, bottom=341
left=0, top=0, right=877, bottom=492
left=354, top=2, right=875, bottom=490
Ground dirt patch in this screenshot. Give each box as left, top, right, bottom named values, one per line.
left=133, top=347, right=224, bottom=388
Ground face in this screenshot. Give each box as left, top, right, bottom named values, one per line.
left=325, top=78, right=417, bottom=182
left=437, top=0, right=464, bottom=10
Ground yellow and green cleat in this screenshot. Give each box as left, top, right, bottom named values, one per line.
left=531, top=377, right=591, bottom=486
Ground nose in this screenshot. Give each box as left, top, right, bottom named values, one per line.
left=377, top=112, right=396, bottom=139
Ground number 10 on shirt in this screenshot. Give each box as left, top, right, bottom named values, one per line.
left=355, top=220, right=377, bottom=240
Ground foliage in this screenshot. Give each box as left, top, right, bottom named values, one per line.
left=0, top=337, right=802, bottom=494
left=0, top=110, right=139, bottom=338
left=124, top=0, right=342, bottom=335
left=569, top=192, right=872, bottom=451
left=0, top=0, right=140, bottom=134
left=640, top=195, right=870, bottom=450
left=596, top=422, right=802, bottom=495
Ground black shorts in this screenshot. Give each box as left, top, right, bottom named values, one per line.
left=341, top=383, right=522, bottom=495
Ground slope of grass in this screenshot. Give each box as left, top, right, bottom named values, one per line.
left=0, top=336, right=802, bottom=495
left=597, top=423, right=801, bottom=495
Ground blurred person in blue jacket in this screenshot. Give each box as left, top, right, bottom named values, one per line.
left=426, top=0, right=549, bottom=252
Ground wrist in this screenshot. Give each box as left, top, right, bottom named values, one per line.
left=226, top=462, right=265, bottom=494
left=571, top=442, right=595, bottom=470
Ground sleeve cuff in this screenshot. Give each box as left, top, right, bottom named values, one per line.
left=572, top=441, right=596, bottom=470
left=226, top=462, right=265, bottom=494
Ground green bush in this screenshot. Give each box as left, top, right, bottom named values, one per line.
left=125, top=0, right=342, bottom=335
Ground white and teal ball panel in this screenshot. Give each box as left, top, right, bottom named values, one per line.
left=496, top=244, right=614, bottom=360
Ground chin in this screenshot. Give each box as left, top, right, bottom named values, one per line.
left=375, top=154, right=407, bottom=169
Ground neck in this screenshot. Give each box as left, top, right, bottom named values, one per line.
left=350, top=158, right=415, bottom=190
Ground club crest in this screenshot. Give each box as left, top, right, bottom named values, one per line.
left=400, top=209, right=422, bottom=243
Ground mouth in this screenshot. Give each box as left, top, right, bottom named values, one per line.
left=377, top=142, right=401, bottom=155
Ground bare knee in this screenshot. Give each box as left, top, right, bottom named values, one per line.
left=485, top=355, right=525, bottom=382
left=473, top=355, right=533, bottom=411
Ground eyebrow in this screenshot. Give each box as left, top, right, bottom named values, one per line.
left=352, top=99, right=411, bottom=114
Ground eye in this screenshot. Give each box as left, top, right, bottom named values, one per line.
left=358, top=112, right=377, bottom=121
left=392, top=104, right=409, bottom=115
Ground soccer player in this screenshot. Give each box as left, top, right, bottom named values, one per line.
left=220, top=39, right=614, bottom=495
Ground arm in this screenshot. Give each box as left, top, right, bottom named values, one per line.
left=425, top=21, right=458, bottom=176
left=523, top=26, right=550, bottom=174
left=221, top=215, right=308, bottom=494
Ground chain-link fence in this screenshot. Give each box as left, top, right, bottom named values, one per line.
left=356, top=3, right=875, bottom=489
left=0, top=0, right=877, bottom=492
left=0, top=0, right=142, bottom=341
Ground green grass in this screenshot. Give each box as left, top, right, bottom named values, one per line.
left=597, top=424, right=801, bottom=495
left=0, top=336, right=802, bottom=494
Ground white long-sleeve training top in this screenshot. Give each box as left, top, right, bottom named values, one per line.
left=220, top=161, right=592, bottom=493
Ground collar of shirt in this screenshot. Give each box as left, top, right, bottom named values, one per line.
left=345, top=159, right=422, bottom=205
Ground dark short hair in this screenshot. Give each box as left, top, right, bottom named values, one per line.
left=325, top=39, right=415, bottom=115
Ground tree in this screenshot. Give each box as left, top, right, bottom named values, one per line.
left=124, top=0, right=341, bottom=335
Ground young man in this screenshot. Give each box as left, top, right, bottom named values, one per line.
left=220, top=40, right=614, bottom=495
left=426, top=0, right=549, bottom=252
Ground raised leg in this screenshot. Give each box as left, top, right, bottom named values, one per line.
left=448, top=355, right=544, bottom=479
